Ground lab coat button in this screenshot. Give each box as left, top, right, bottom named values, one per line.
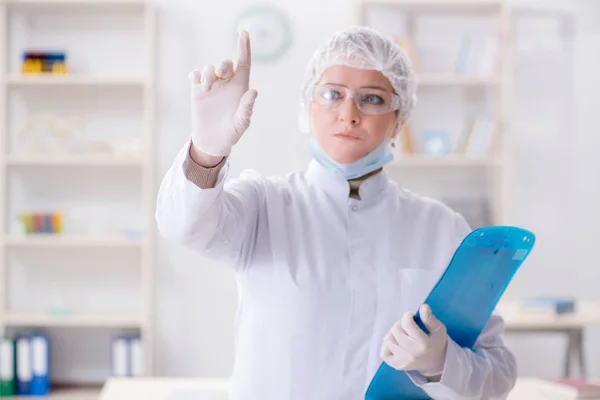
left=352, top=205, right=359, bottom=211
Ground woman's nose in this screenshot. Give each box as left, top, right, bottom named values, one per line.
left=338, top=98, right=361, bottom=126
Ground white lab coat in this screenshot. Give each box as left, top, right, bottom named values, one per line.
left=156, top=141, right=517, bottom=400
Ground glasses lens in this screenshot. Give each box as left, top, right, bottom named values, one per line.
left=311, top=84, right=400, bottom=115
left=312, top=85, right=346, bottom=109
left=355, top=89, right=398, bottom=115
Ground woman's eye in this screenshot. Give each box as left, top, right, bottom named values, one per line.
left=362, top=94, right=385, bottom=105
left=321, top=90, right=341, bottom=101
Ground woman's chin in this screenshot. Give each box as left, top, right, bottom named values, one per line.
left=327, top=151, right=365, bottom=165
left=319, top=140, right=371, bottom=164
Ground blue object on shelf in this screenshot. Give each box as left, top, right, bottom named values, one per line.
left=522, top=297, right=575, bottom=314
left=419, top=130, right=452, bottom=157
left=365, top=226, right=536, bottom=400
left=121, top=229, right=143, bottom=241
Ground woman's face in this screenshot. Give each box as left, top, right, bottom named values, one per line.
left=309, top=65, right=399, bottom=164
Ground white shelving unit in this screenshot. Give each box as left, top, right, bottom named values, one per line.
left=356, top=0, right=513, bottom=226
left=3, top=313, right=145, bottom=328
left=5, top=154, right=143, bottom=166
left=391, top=153, right=501, bottom=167
left=356, top=0, right=505, bottom=11
left=4, top=234, right=146, bottom=248
left=0, top=0, right=156, bottom=397
left=6, top=75, right=147, bottom=87
left=417, top=73, right=502, bottom=87
left=6, top=0, right=146, bottom=5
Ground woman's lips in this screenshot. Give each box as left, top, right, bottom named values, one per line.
left=333, top=132, right=360, bottom=140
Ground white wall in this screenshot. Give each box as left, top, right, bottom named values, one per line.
left=153, top=0, right=351, bottom=377
left=152, top=0, right=600, bottom=379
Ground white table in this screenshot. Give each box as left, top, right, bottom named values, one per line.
left=508, top=377, right=576, bottom=400
left=95, top=377, right=558, bottom=400
left=496, top=300, right=600, bottom=378
left=98, top=378, right=230, bottom=400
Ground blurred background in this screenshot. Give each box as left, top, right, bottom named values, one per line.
left=0, top=0, right=598, bottom=398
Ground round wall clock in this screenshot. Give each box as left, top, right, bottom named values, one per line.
left=235, top=6, right=293, bottom=63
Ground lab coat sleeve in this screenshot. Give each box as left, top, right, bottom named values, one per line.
left=155, top=139, right=262, bottom=269
left=406, top=212, right=517, bottom=399
left=406, top=314, right=517, bottom=399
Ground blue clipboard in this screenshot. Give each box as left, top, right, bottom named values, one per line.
left=365, top=226, right=536, bottom=400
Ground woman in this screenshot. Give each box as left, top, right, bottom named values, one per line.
left=156, top=26, right=517, bottom=400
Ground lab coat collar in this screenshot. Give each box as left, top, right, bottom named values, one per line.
left=306, top=159, right=390, bottom=202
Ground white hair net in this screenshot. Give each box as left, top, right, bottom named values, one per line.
left=299, top=26, right=418, bottom=137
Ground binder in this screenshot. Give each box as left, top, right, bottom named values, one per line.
left=111, top=336, right=144, bottom=377
left=111, top=337, right=129, bottom=377
left=0, top=338, right=15, bottom=396
left=129, top=337, right=144, bottom=377
left=15, top=337, right=31, bottom=395
left=30, top=335, right=49, bottom=395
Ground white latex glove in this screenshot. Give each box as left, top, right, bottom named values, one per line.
left=381, top=304, right=448, bottom=377
left=189, top=30, right=258, bottom=157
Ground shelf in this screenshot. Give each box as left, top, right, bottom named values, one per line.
left=5, top=235, right=145, bottom=248
left=6, top=385, right=102, bottom=400
left=5, top=0, right=147, bottom=7
left=6, top=154, right=143, bottom=167
left=358, top=0, right=504, bottom=9
left=3, top=313, right=145, bottom=328
left=418, top=73, right=501, bottom=87
left=6, top=75, right=147, bottom=88
left=390, top=155, right=501, bottom=167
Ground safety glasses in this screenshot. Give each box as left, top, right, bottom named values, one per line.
left=311, top=84, right=401, bottom=116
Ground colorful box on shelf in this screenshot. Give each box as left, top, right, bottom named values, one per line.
left=21, top=51, right=69, bottom=75
left=19, top=212, right=63, bottom=234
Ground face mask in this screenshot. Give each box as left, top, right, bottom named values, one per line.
left=308, top=137, right=394, bottom=180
